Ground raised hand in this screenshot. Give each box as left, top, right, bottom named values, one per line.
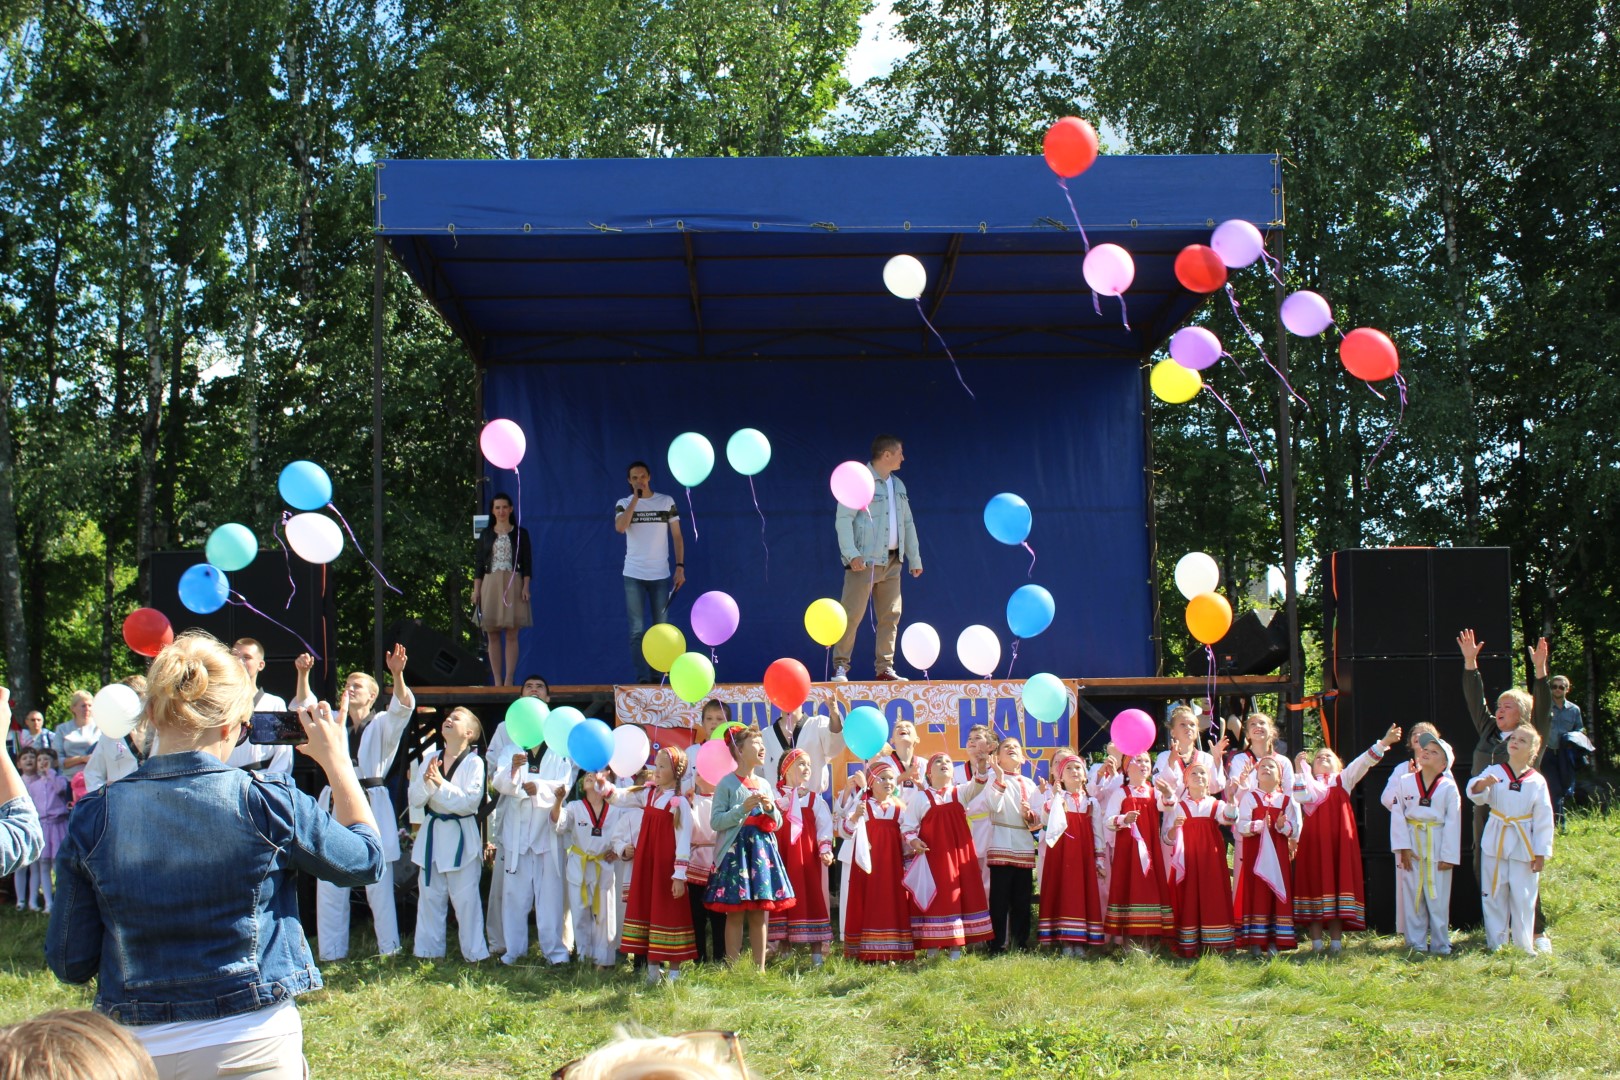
left=1531, top=637, right=1550, bottom=679
left=1213, top=734, right=1230, bottom=758
left=1381, top=725, right=1403, bottom=749
left=385, top=642, right=408, bottom=679
left=1457, top=629, right=1483, bottom=666
left=294, top=653, right=314, bottom=673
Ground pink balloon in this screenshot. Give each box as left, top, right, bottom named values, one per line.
left=1210, top=220, right=1264, bottom=268
left=1110, top=708, right=1157, bottom=757
left=480, top=419, right=526, bottom=470
left=830, top=460, right=875, bottom=511
left=1082, top=243, right=1135, bottom=297
left=696, top=739, right=736, bottom=785
left=690, top=590, right=740, bottom=648
left=1280, top=290, right=1334, bottom=337
left=1169, top=326, right=1223, bottom=371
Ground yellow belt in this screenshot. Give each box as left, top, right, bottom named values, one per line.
left=1408, top=820, right=1444, bottom=912
left=967, top=811, right=989, bottom=825
left=1487, top=810, right=1535, bottom=896
left=568, top=846, right=608, bottom=919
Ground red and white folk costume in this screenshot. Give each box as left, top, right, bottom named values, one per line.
left=1232, top=788, right=1302, bottom=950
left=1035, top=752, right=1106, bottom=950
left=769, top=749, right=835, bottom=946
left=839, top=761, right=916, bottom=962
left=1153, top=746, right=1227, bottom=800
left=1291, top=741, right=1386, bottom=932
left=1225, top=750, right=1295, bottom=797
left=1101, top=781, right=1177, bottom=942
left=1163, top=795, right=1237, bottom=956
left=901, top=757, right=993, bottom=950
left=609, top=783, right=697, bottom=965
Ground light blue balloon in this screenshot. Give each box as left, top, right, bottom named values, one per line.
left=1022, top=672, right=1068, bottom=724
left=843, top=705, right=889, bottom=760
left=567, top=718, right=615, bottom=773
left=984, top=493, right=1032, bottom=545
left=667, top=432, right=715, bottom=488
left=725, top=428, right=772, bottom=477
left=205, top=523, right=258, bottom=572
left=178, top=563, right=230, bottom=615
left=278, top=460, right=333, bottom=512
left=1007, top=583, right=1055, bottom=638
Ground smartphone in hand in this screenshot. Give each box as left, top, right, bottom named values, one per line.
left=249, top=711, right=308, bottom=746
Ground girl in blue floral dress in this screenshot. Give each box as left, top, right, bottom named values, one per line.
left=704, top=725, right=795, bottom=970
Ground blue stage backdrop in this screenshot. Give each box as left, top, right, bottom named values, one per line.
left=486, top=354, right=1154, bottom=686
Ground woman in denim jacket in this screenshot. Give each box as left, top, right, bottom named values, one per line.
left=46, top=634, right=384, bottom=1079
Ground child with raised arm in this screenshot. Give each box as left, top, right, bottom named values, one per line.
left=974, top=737, right=1043, bottom=953
left=684, top=771, right=725, bottom=963
left=840, top=759, right=915, bottom=962
left=1232, top=756, right=1301, bottom=956
left=1467, top=724, right=1554, bottom=955
left=1163, top=760, right=1237, bottom=957
left=409, top=708, right=490, bottom=961
left=952, top=724, right=995, bottom=898
left=903, top=752, right=994, bottom=959
left=552, top=771, right=624, bottom=968
left=1036, top=750, right=1106, bottom=955
left=704, top=725, right=794, bottom=972
left=1226, top=713, right=1294, bottom=796
left=1388, top=732, right=1461, bottom=955
left=1291, top=725, right=1402, bottom=953
left=1102, top=753, right=1177, bottom=948
left=607, top=750, right=695, bottom=984
left=768, top=749, right=835, bottom=964
left=1154, top=706, right=1229, bottom=798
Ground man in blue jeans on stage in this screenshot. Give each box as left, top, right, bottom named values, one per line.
left=615, top=461, right=686, bottom=683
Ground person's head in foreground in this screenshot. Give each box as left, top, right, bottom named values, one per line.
left=553, top=1028, right=752, bottom=1080
left=0, top=1009, right=157, bottom=1080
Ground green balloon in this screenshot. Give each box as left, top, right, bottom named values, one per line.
left=670, top=652, right=716, bottom=704
left=205, top=523, right=259, bottom=572
left=505, top=697, right=550, bottom=750
left=1022, top=672, right=1068, bottom=724
left=543, top=705, right=585, bottom=754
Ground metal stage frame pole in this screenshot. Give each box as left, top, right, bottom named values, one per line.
left=372, top=235, right=386, bottom=680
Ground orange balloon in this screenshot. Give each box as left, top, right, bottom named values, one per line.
left=1043, top=117, right=1099, bottom=179
left=1339, top=327, right=1400, bottom=382
left=1185, top=592, right=1233, bottom=646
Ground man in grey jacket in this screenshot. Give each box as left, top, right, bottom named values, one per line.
left=832, top=435, right=923, bottom=682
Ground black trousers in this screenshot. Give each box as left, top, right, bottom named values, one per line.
left=988, top=865, right=1033, bottom=952
left=688, top=882, right=726, bottom=962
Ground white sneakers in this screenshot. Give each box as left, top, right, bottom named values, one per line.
left=831, top=666, right=849, bottom=683
left=1534, top=934, right=1553, bottom=954
left=830, top=665, right=910, bottom=682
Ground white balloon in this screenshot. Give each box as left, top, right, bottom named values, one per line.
left=883, top=254, right=927, bottom=301
left=1174, top=551, right=1220, bottom=601
left=286, top=512, right=345, bottom=565
left=900, top=622, right=941, bottom=672
left=609, top=724, right=652, bottom=780
left=92, top=683, right=143, bottom=740
left=955, top=624, right=1002, bottom=678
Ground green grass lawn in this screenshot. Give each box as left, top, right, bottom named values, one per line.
left=5, top=810, right=1618, bottom=1078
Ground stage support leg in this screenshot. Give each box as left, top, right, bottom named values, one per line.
left=372, top=235, right=387, bottom=678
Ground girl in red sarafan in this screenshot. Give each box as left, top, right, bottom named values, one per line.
left=602, top=747, right=696, bottom=984
left=1291, top=725, right=1402, bottom=953
left=1162, top=760, right=1237, bottom=957
left=839, top=760, right=915, bottom=962
left=1232, top=756, right=1302, bottom=956
left=902, top=753, right=993, bottom=959
left=1102, top=752, right=1177, bottom=948
left=1035, top=750, right=1107, bottom=955
left=767, top=749, right=835, bottom=964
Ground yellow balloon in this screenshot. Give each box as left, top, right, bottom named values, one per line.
left=804, top=598, right=848, bottom=647
left=641, top=623, right=686, bottom=673
left=1185, top=591, right=1233, bottom=646
left=1151, top=358, right=1202, bottom=404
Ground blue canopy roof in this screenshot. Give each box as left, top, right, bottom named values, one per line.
left=376, top=155, right=1282, bottom=366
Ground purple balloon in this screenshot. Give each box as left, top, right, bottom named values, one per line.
left=690, top=590, right=740, bottom=648
left=1169, top=326, right=1223, bottom=371
left=1210, top=219, right=1264, bottom=268
left=1281, top=290, right=1334, bottom=337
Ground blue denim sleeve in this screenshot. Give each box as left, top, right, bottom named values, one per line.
left=45, top=799, right=105, bottom=985
left=0, top=796, right=42, bottom=877
left=252, top=777, right=385, bottom=888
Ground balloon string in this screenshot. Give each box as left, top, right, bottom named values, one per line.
left=912, top=300, right=974, bottom=400
left=272, top=511, right=297, bottom=610
left=747, top=475, right=769, bottom=581
left=684, top=486, right=698, bottom=540
left=1203, top=384, right=1269, bottom=484
left=1257, top=245, right=1289, bottom=291
left=1205, top=645, right=1217, bottom=719
left=824, top=645, right=831, bottom=684
left=502, top=467, right=523, bottom=607
left=1021, top=541, right=1036, bottom=577
left=1115, top=295, right=1130, bottom=331
left=229, top=591, right=321, bottom=659
left=1219, top=347, right=1249, bottom=378
left=1005, top=638, right=1020, bottom=680
left=326, top=502, right=403, bottom=595
left=868, top=563, right=877, bottom=635
left=1055, top=178, right=1102, bottom=317
left=1226, top=283, right=1309, bottom=411
left=1363, top=370, right=1409, bottom=490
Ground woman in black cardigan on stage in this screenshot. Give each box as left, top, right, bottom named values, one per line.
left=473, top=492, right=533, bottom=686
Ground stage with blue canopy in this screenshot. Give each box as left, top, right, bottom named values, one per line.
left=375, top=154, right=1283, bottom=687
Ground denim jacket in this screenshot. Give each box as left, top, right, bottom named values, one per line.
left=0, top=796, right=42, bottom=876
left=834, top=466, right=922, bottom=570
left=45, top=751, right=383, bottom=1024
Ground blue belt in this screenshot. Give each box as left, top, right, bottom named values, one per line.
left=423, top=809, right=473, bottom=885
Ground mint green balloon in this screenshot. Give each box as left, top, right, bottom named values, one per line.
left=668, top=432, right=715, bottom=488
left=205, top=523, right=258, bottom=572
left=1022, top=672, right=1068, bottom=724
left=543, top=705, right=585, bottom=754
left=505, top=697, right=550, bottom=750
left=725, top=428, right=771, bottom=477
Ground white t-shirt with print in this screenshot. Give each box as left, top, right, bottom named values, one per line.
left=615, top=492, right=679, bottom=580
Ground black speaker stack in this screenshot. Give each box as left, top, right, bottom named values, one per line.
left=1323, top=547, right=1513, bottom=932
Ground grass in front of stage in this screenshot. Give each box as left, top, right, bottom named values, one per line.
left=4, top=810, right=1616, bottom=1078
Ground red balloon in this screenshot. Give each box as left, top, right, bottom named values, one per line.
left=1340, top=328, right=1400, bottom=382
left=1043, top=117, right=1098, bottom=179
left=762, top=657, right=811, bottom=712
left=1174, top=244, right=1228, bottom=293
left=122, top=608, right=174, bottom=658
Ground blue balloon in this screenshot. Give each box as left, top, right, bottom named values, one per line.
left=567, top=718, right=615, bottom=773
left=843, top=705, right=889, bottom=760
left=984, top=493, right=1032, bottom=545
left=1007, top=583, right=1055, bottom=638
left=278, top=460, right=333, bottom=512
left=179, top=564, right=230, bottom=615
